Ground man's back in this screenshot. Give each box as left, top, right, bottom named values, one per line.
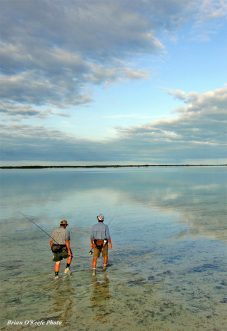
left=51, top=227, right=70, bottom=245
left=91, top=222, right=110, bottom=240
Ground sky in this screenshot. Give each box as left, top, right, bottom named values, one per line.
left=0, top=0, right=227, bottom=164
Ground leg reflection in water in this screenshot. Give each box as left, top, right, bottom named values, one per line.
left=48, top=278, right=75, bottom=326
left=90, top=272, right=111, bottom=323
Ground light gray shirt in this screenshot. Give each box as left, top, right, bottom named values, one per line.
left=90, top=222, right=111, bottom=240
left=51, top=227, right=70, bottom=245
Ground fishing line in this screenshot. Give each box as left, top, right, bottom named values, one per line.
left=107, top=216, right=115, bottom=227
left=20, top=212, right=60, bottom=245
left=107, top=211, right=123, bottom=229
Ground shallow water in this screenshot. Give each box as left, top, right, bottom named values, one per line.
left=0, top=167, right=227, bottom=331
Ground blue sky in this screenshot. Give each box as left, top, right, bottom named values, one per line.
left=0, top=0, right=227, bottom=164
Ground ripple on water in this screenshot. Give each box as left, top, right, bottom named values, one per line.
left=190, top=263, right=220, bottom=273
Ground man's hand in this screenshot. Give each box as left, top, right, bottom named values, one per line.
left=109, top=242, right=113, bottom=249
left=68, top=250, right=73, bottom=258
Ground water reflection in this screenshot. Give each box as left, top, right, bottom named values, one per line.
left=1, top=168, right=227, bottom=330
left=90, top=272, right=111, bottom=324
left=0, top=167, right=226, bottom=240
left=48, top=277, right=75, bottom=326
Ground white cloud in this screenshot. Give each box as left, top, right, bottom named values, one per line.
left=1, top=0, right=223, bottom=117
left=196, top=0, right=227, bottom=22
left=0, top=101, right=69, bottom=118
left=0, top=1, right=226, bottom=163
left=1, top=87, right=226, bottom=163
left=169, top=87, right=227, bottom=116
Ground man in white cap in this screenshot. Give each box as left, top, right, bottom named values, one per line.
left=50, top=219, right=73, bottom=279
left=90, top=214, right=112, bottom=274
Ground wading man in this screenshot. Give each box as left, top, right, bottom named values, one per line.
left=50, top=219, right=73, bottom=279
left=90, top=214, right=112, bottom=275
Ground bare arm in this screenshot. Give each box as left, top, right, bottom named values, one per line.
left=65, top=240, right=72, bottom=256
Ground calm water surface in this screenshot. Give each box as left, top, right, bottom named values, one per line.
left=0, top=167, right=227, bottom=331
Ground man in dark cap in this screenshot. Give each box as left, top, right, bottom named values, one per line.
left=50, top=219, right=73, bottom=279
left=90, top=214, right=112, bottom=275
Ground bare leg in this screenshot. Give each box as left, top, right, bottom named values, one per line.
left=54, top=261, right=60, bottom=278
left=92, top=257, right=97, bottom=275
left=103, top=256, right=108, bottom=270
left=64, top=255, right=72, bottom=274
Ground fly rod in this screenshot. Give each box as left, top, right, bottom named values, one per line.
left=21, top=212, right=60, bottom=245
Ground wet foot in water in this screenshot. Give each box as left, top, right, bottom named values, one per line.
left=64, top=267, right=71, bottom=275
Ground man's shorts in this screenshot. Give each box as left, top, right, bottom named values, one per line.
left=52, top=245, right=68, bottom=262
left=94, top=241, right=108, bottom=258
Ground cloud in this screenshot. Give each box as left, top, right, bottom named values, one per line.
left=168, top=86, right=227, bottom=118
left=1, top=0, right=225, bottom=118
left=0, top=0, right=165, bottom=114
left=0, top=101, right=69, bottom=118
left=0, top=124, right=95, bottom=161
left=1, top=87, right=226, bottom=163
left=190, top=0, right=227, bottom=40
left=195, top=0, right=227, bottom=22
left=112, top=86, right=227, bottom=162
left=0, top=1, right=226, bottom=163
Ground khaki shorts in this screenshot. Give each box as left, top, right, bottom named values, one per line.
left=93, top=242, right=108, bottom=258
left=52, top=246, right=68, bottom=262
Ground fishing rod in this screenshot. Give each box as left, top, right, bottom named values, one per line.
left=20, top=212, right=60, bottom=245
left=108, top=216, right=116, bottom=227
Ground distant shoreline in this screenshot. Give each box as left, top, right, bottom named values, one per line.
left=0, top=164, right=226, bottom=169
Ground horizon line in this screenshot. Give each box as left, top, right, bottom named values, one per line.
left=1, top=164, right=227, bottom=169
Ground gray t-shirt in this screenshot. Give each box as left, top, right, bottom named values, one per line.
left=90, top=222, right=111, bottom=240
left=51, top=227, right=70, bottom=245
